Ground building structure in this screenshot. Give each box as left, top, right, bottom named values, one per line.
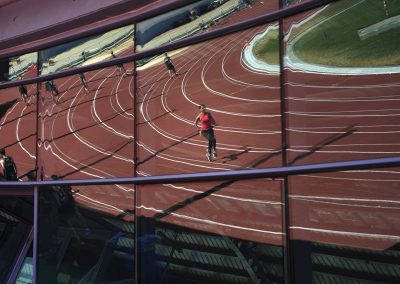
left=0, top=0, right=399, bottom=283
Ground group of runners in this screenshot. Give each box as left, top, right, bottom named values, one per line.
left=163, top=53, right=218, bottom=162
left=15, top=51, right=217, bottom=162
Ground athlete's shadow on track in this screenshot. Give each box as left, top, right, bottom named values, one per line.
left=152, top=125, right=357, bottom=221
left=221, top=146, right=251, bottom=163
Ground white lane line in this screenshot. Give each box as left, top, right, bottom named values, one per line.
left=137, top=140, right=234, bottom=171
left=113, top=74, right=134, bottom=120
left=290, top=226, right=400, bottom=241
left=286, top=108, right=400, bottom=117
left=138, top=170, right=283, bottom=205
left=291, top=195, right=400, bottom=205
left=76, top=192, right=126, bottom=213
left=68, top=69, right=133, bottom=164
left=138, top=205, right=284, bottom=236
left=222, top=29, right=280, bottom=89
left=288, top=149, right=400, bottom=154
left=91, top=70, right=134, bottom=139
left=286, top=95, right=400, bottom=102
left=286, top=82, right=400, bottom=89
left=296, top=174, right=400, bottom=182
left=200, top=31, right=280, bottom=102
left=143, top=87, right=277, bottom=152
left=16, top=105, right=36, bottom=159
left=178, top=38, right=280, bottom=118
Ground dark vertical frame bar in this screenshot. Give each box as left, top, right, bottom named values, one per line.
left=133, top=23, right=139, bottom=284
left=35, top=52, right=40, bottom=181
left=7, top=227, right=34, bottom=283
left=278, top=1, right=291, bottom=282
left=33, top=185, right=39, bottom=284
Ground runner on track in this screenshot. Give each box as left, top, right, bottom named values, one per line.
left=194, top=104, right=217, bottom=161
left=111, top=51, right=127, bottom=76
left=45, top=80, right=60, bottom=104
left=0, top=148, right=18, bottom=181
left=164, top=53, right=178, bottom=79
left=79, top=73, right=89, bottom=93
left=18, top=82, right=29, bottom=104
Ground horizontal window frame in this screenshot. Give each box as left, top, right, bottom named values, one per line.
left=0, top=156, right=398, bottom=188
left=0, top=0, right=338, bottom=89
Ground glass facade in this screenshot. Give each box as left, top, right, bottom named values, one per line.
left=37, top=184, right=134, bottom=283
left=0, top=0, right=399, bottom=283
left=137, top=179, right=284, bottom=283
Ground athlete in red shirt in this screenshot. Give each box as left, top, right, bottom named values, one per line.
left=194, top=104, right=217, bottom=161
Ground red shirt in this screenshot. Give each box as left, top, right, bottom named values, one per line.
left=200, top=113, right=212, bottom=130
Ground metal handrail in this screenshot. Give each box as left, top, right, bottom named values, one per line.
left=1, top=156, right=399, bottom=188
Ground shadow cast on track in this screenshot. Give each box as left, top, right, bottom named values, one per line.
left=288, top=125, right=357, bottom=166
left=60, top=139, right=133, bottom=179
left=137, top=109, right=175, bottom=126
left=136, top=131, right=199, bottom=167
left=152, top=145, right=284, bottom=221
left=0, top=98, right=18, bottom=121
left=149, top=125, right=357, bottom=222
left=42, top=107, right=133, bottom=144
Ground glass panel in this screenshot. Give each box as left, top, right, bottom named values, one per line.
left=0, top=196, right=33, bottom=283
left=289, top=167, right=400, bottom=282
left=283, top=0, right=314, bottom=8
left=137, top=22, right=281, bottom=175
left=284, top=0, right=400, bottom=165
left=37, top=68, right=134, bottom=180
left=9, top=52, right=39, bottom=81
left=0, top=85, right=37, bottom=181
left=15, top=245, right=33, bottom=284
left=37, top=183, right=134, bottom=283
left=136, top=0, right=278, bottom=52
left=15, top=244, right=33, bottom=284
left=39, top=25, right=134, bottom=75
left=137, top=179, right=284, bottom=283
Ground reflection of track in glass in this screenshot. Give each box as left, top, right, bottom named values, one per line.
left=0, top=85, right=37, bottom=178
left=36, top=66, right=135, bottom=216
left=137, top=27, right=282, bottom=176
left=136, top=23, right=284, bottom=242
left=284, top=10, right=400, bottom=249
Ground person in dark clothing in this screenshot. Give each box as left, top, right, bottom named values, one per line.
left=81, top=51, right=87, bottom=62
left=18, top=83, right=29, bottom=104
left=111, top=51, right=127, bottom=76
left=0, top=148, right=18, bottom=181
left=79, top=73, right=89, bottom=93
left=45, top=80, right=60, bottom=104
left=164, top=53, right=178, bottom=79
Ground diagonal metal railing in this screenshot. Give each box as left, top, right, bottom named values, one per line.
left=0, top=156, right=399, bottom=188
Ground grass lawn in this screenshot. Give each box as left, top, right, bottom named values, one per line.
left=253, top=0, right=400, bottom=67
left=253, top=28, right=279, bottom=65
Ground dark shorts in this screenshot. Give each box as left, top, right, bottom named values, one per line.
left=165, top=62, right=174, bottom=70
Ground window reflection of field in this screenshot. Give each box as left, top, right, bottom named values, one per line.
left=292, top=0, right=400, bottom=67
